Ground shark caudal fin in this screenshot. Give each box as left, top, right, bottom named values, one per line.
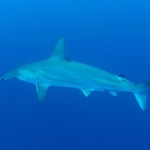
left=133, top=80, right=150, bottom=112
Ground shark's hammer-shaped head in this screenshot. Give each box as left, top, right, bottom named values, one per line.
left=0, top=70, right=17, bottom=80
left=0, top=37, right=67, bottom=102
left=0, top=66, right=37, bottom=82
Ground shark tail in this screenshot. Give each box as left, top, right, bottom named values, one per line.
left=133, top=80, right=150, bottom=112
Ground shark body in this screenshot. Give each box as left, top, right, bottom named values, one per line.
left=1, top=38, right=150, bottom=111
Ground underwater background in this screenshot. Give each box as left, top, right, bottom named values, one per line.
left=0, top=0, right=150, bottom=149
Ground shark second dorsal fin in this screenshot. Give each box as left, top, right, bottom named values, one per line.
left=36, top=83, right=49, bottom=102
left=49, top=37, right=69, bottom=61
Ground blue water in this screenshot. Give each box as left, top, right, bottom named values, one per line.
left=0, top=0, right=150, bottom=149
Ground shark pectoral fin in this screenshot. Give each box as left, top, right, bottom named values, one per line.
left=36, top=83, right=48, bottom=102
left=109, top=91, right=118, bottom=96
left=134, top=93, right=147, bottom=112
left=81, top=89, right=94, bottom=97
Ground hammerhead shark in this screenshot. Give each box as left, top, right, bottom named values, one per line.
left=1, top=37, right=150, bottom=111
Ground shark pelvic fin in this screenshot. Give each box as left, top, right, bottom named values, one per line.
left=49, top=37, right=69, bottom=61
left=36, top=83, right=48, bottom=102
left=81, top=88, right=94, bottom=97
left=109, top=91, right=118, bottom=96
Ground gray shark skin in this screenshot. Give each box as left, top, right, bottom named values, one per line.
left=1, top=37, right=150, bottom=111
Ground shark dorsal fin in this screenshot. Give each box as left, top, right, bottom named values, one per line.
left=49, top=37, right=69, bottom=61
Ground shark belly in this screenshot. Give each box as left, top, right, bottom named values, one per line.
left=36, top=68, right=135, bottom=93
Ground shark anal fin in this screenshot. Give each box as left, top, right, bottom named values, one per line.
left=49, top=37, right=69, bottom=61
left=36, top=83, right=48, bottom=102
left=81, top=89, right=94, bottom=97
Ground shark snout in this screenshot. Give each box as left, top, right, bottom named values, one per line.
left=0, top=77, right=4, bottom=80
left=0, top=71, right=17, bottom=80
